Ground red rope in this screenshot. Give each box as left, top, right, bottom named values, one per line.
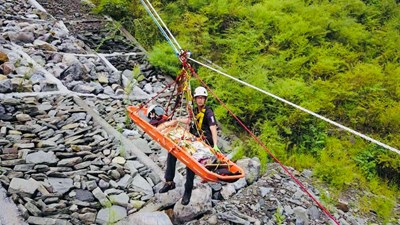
left=141, top=70, right=187, bottom=118
left=179, top=53, right=341, bottom=225
left=142, top=79, right=176, bottom=107
left=164, top=69, right=187, bottom=117
left=164, top=81, right=178, bottom=114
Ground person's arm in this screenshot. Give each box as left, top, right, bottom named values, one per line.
left=156, top=117, right=189, bottom=132
left=156, top=120, right=176, bottom=131
left=210, top=124, right=218, bottom=148
left=204, top=107, right=218, bottom=148
left=176, top=117, right=190, bottom=124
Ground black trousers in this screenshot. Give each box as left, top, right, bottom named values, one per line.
left=165, top=153, right=195, bottom=193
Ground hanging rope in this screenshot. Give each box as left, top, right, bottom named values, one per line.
left=140, top=79, right=176, bottom=107
left=143, top=0, right=182, bottom=51
left=139, top=0, right=179, bottom=55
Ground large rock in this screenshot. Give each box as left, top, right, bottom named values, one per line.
left=25, top=151, right=58, bottom=164
left=293, top=206, right=309, bottom=225
left=0, top=62, right=15, bottom=75
left=128, top=86, right=150, bottom=100
left=109, top=193, right=129, bottom=207
left=118, top=212, right=173, bottom=225
left=60, top=62, right=88, bottom=81
left=236, top=157, right=261, bottom=185
left=96, top=205, right=127, bottom=225
left=142, top=187, right=184, bottom=211
left=57, top=157, right=82, bottom=167
left=0, top=79, right=12, bottom=93
left=0, top=187, right=26, bottom=225
left=336, top=198, right=349, bottom=212
left=30, top=72, right=46, bottom=85
left=131, top=138, right=152, bottom=154
left=47, top=178, right=73, bottom=195
left=232, top=177, right=247, bottom=191
left=0, top=51, right=9, bottom=63
left=129, top=174, right=153, bottom=197
left=124, top=161, right=138, bottom=176
left=117, top=174, right=132, bottom=189
left=74, top=189, right=95, bottom=202
left=8, top=178, right=39, bottom=197
left=173, top=183, right=212, bottom=224
left=7, top=31, right=35, bottom=43
left=220, top=183, right=236, bottom=200
left=33, top=40, right=58, bottom=51
left=92, top=187, right=109, bottom=206
left=27, top=216, right=72, bottom=225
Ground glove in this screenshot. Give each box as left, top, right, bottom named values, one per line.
left=213, top=145, right=221, bottom=152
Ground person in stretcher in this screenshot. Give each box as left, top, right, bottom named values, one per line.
left=146, top=87, right=220, bottom=205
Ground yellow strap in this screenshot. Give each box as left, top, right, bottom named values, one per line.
left=195, top=108, right=206, bottom=131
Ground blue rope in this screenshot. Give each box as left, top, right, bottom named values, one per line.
left=140, top=0, right=179, bottom=55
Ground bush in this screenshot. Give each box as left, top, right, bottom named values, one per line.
left=313, top=137, right=359, bottom=190
left=148, top=43, right=181, bottom=75
left=93, top=0, right=131, bottom=20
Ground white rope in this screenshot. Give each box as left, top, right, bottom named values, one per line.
left=188, top=57, right=400, bottom=155
left=140, top=0, right=179, bottom=54
left=143, top=0, right=182, bottom=51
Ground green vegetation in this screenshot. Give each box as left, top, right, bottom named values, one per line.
left=93, top=0, right=132, bottom=20
left=94, top=21, right=123, bottom=52
left=273, top=206, right=286, bottom=224
left=92, top=0, right=400, bottom=222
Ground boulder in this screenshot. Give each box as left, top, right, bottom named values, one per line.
left=118, top=212, right=173, bottom=225
left=236, top=157, right=261, bottom=185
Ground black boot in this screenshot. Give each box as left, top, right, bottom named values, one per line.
left=159, top=181, right=175, bottom=193
left=181, top=189, right=192, bottom=205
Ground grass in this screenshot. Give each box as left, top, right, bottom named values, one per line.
left=358, top=178, right=398, bottom=222
left=273, top=206, right=286, bottom=224
left=118, top=140, right=127, bottom=158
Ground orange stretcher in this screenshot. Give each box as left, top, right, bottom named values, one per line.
left=127, top=105, right=245, bottom=182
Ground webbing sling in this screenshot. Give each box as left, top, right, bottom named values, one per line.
left=195, top=108, right=206, bottom=131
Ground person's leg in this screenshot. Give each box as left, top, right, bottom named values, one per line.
left=165, top=153, right=177, bottom=181
left=159, top=153, right=177, bottom=193
left=182, top=167, right=195, bottom=205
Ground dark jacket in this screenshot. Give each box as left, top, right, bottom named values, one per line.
left=190, top=106, right=217, bottom=146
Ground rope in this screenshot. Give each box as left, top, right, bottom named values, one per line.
left=141, top=79, right=176, bottom=107
left=188, top=57, right=400, bottom=156
left=143, top=0, right=182, bottom=51
left=139, top=0, right=179, bottom=55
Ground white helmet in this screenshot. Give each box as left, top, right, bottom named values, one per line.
left=147, top=105, right=165, bottom=119
left=193, top=86, right=208, bottom=97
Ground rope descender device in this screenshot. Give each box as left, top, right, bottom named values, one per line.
left=178, top=50, right=191, bottom=66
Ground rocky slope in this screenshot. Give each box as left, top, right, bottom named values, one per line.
left=1, top=0, right=398, bottom=225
